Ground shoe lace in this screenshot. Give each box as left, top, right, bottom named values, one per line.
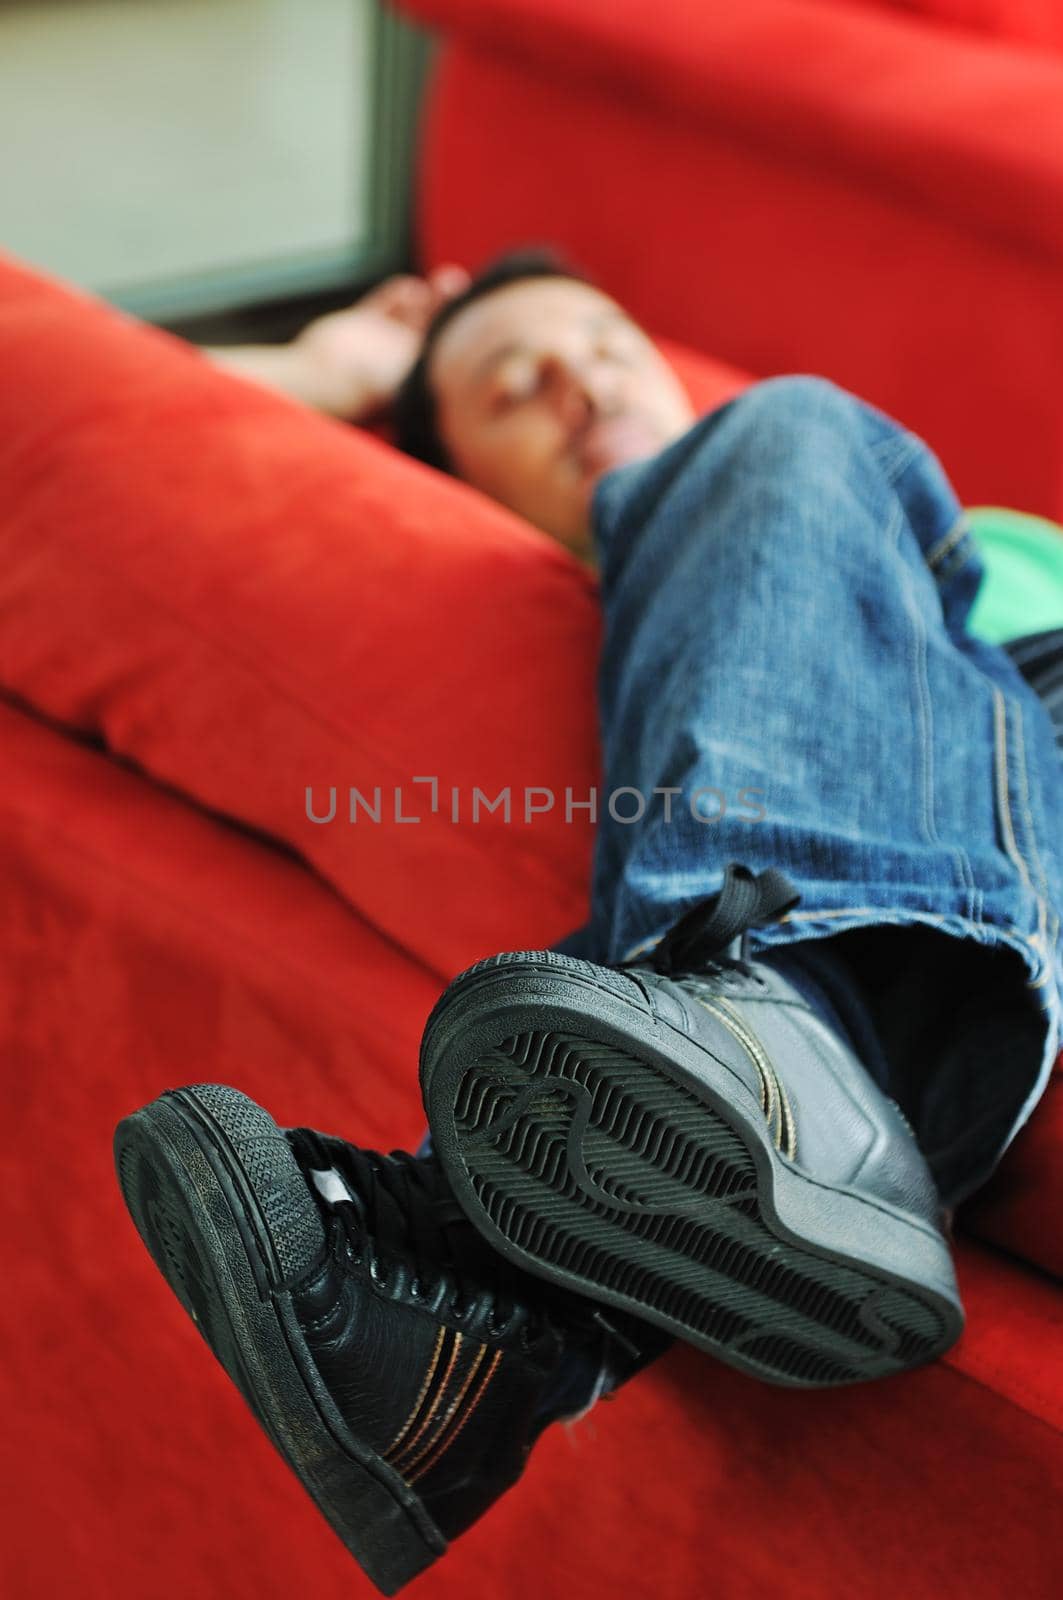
left=621, top=861, right=801, bottom=980
left=286, top=1126, right=536, bottom=1337
left=287, top=1128, right=666, bottom=1366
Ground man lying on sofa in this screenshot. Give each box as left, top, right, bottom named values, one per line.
left=115, top=252, right=1063, bottom=1594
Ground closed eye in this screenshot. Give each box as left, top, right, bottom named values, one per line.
left=488, top=362, right=543, bottom=415
left=595, top=330, right=644, bottom=365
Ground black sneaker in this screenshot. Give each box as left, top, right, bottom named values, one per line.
left=420, top=862, right=966, bottom=1390
left=114, top=1086, right=666, bottom=1595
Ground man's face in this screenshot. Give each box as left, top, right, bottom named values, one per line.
left=428, top=277, right=696, bottom=560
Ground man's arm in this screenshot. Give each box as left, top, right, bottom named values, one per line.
left=203, top=264, right=469, bottom=425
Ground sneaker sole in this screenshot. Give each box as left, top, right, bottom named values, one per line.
left=114, top=1085, right=446, bottom=1595
left=420, top=955, right=965, bottom=1389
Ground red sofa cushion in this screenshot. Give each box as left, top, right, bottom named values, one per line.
left=0, top=256, right=744, bottom=986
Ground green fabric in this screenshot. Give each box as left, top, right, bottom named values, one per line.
left=966, top=506, right=1063, bottom=644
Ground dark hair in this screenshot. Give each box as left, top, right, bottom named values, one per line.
left=393, top=245, right=592, bottom=472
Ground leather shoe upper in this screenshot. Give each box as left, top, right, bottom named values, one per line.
left=284, top=1127, right=669, bottom=1542
left=605, top=862, right=946, bottom=1232
left=627, top=959, right=945, bottom=1229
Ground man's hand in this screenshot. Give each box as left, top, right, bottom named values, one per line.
left=204, top=264, right=470, bottom=423
left=291, top=264, right=470, bottom=421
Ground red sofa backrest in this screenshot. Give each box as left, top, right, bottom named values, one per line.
left=401, top=0, right=1063, bottom=522
left=840, top=0, right=1063, bottom=54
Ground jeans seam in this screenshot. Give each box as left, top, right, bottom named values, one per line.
left=868, top=430, right=923, bottom=483
left=893, top=502, right=977, bottom=913
left=1010, top=697, right=1053, bottom=913
left=991, top=687, right=1056, bottom=987
left=1009, top=691, right=1061, bottom=956
left=993, top=688, right=1036, bottom=902
left=925, top=513, right=971, bottom=573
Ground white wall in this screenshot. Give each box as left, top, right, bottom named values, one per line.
left=0, top=0, right=374, bottom=315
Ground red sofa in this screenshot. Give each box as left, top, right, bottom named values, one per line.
left=404, top=0, right=1063, bottom=523
left=3, top=5, right=1063, bottom=1598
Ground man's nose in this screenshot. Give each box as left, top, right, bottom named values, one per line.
left=546, top=354, right=620, bottom=428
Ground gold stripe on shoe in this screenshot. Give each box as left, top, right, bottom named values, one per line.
left=689, top=991, right=798, bottom=1161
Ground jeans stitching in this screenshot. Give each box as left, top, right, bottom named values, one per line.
left=869, top=431, right=922, bottom=483
left=894, top=503, right=977, bottom=911
left=926, top=514, right=971, bottom=572
left=991, top=688, right=1055, bottom=990
left=993, top=690, right=1034, bottom=896
left=890, top=505, right=933, bottom=849
left=1009, top=694, right=1060, bottom=957
left=1011, top=700, right=1050, bottom=903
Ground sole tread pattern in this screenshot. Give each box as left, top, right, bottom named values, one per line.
left=449, top=1030, right=951, bottom=1387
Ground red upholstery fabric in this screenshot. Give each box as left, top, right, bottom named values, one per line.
left=0, top=261, right=744, bottom=989
left=841, top=0, right=1063, bottom=53
left=4, top=691, right=1063, bottom=1598
left=963, top=1071, right=1063, bottom=1278
left=0, top=255, right=594, bottom=982
left=403, top=0, right=1063, bottom=245
left=402, top=0, right=1063, bottom=521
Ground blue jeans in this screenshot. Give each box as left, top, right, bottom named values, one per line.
left=551, top=376, right=1063, bottom=1214
left=418, top=376, right=1063, bottom=1407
